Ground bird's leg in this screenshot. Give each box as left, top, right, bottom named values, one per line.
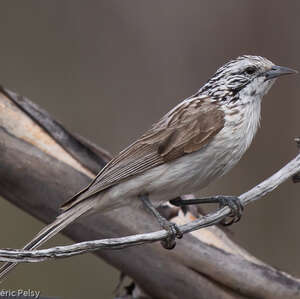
left=170, top=195, right=244, bottom=226
left=139, top=194, right=183, bottom=249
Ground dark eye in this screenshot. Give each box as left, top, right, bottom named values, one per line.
left=244, top=67, right=256, bottom=75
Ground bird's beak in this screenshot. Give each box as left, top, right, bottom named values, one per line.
left=265, top=65, right=298, bottom=80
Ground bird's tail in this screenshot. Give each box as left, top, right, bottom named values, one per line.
left=0, top=199, right=95, bottom=282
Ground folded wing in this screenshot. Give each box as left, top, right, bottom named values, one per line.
left=61, top=97, right=224, bottom=210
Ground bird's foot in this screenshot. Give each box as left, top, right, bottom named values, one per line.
left=139, top=194, right=182, bottom=250
left=170, top=195, right=244, bottom=226
left=217, top=196, right=244, bottom=226
left=159, top=219, right=182, bottom=249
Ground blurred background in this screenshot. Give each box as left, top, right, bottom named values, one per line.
left=0, top=1, right=300, bottom=298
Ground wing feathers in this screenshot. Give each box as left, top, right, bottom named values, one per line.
left=61, top=96, right=224, bottom=211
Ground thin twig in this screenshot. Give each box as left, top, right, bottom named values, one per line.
left=0, top=151, right=300, bottom=263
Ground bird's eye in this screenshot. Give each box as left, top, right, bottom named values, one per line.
left=244, top=67, right=256, bottom=75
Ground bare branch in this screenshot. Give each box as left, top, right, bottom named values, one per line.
left=0, top=150, right=300, bottom=263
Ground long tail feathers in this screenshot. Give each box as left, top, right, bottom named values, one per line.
left=0, top=200, right=94, bottom=282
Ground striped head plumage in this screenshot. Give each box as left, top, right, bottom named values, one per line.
left=198, top=55, right=296, bottom=105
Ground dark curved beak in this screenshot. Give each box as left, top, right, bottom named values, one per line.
left=265, top=65, right=298, bottom=80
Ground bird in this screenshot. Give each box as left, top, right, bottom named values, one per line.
left=0, top=55, right=297, bottom=280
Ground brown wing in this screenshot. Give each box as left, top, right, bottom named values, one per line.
left=61, top=97, right=224, bottom=211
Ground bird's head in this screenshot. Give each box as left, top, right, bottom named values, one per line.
left=200, top=55, right=297, bottom=104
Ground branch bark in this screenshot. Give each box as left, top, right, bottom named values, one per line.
left=0, top=86, right=299, bottom=299
left=2, top=145, right=300, bottom=260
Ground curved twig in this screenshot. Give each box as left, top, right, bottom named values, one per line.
left=0, top=150, right=300, bottom=263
